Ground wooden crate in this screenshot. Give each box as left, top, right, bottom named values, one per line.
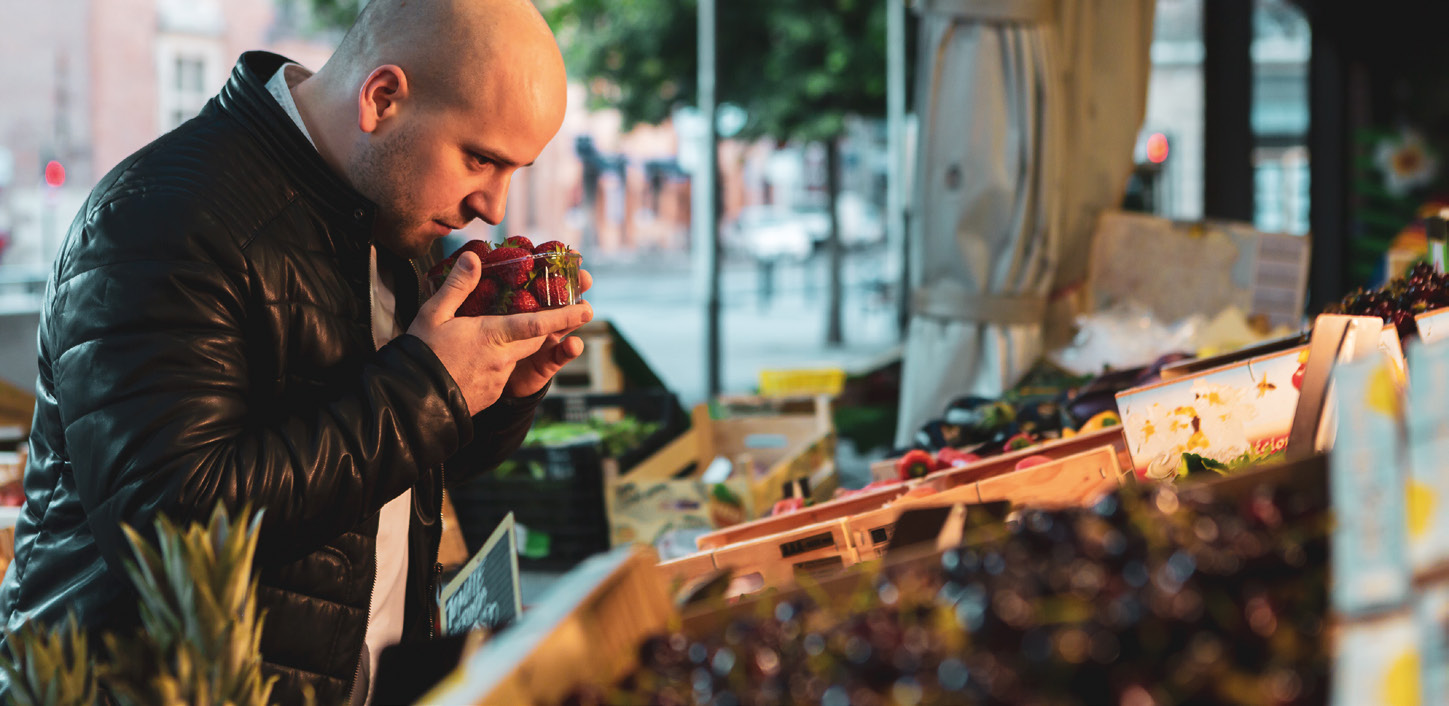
left=710, top=518, right=856, bottom=591
left=606, top=397, right=836, bottom=550
left=870, top=426, right=1131, bottom=485
left=551, top=320, right=624, bottom=395
left=656, top=551, right=719, bottom=596
left=694, top=481, right=915, bottom=551
left=419, top=546, right=671, bottom=705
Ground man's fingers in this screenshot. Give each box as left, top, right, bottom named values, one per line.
left=502, top=302, right=593, bottom=341
left=554, top=336, right=585, bottom=365
left=420, top=251, right=481, bottom=321
left=578, top=268, right=593, bottom=294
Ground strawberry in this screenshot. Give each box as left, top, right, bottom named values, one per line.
left=770, top=497, right=805, bottom=516
left=502, top=235, right=534, bottom=251
left=935, top=447, right=981, bottom=469
left=895, top=449, right=936, bottom=481
left=532, top=240, right=570, bottom=255
left=425, top=254, right=457, bottom=288
left=485, top=246, right=534, bottom=287
left=530, top=272, right=572, bottom=307
left=507, top=289, right=539, bottom=314
left=457, top=278, right=500, bottom=317
left=457, top=239, right=493, bottom=258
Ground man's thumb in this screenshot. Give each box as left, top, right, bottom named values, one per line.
left=430, top=251, right=481, bottom=317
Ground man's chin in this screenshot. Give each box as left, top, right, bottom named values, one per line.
left=374, top=230, right=436, bottom=260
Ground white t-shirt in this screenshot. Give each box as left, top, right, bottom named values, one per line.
left=265, top=63, right=411, bottom=706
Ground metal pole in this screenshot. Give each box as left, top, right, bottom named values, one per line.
left=696, top=0, right=722, bottom=398
left=887, top=0, right=909, bottom=340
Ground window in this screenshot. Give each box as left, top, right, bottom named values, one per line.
left=156, top=37, right=222, bottom=132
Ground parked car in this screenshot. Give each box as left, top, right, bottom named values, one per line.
left=724, top=206, right=817, bottom=261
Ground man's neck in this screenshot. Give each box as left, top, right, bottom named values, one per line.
left=291, top=74, right=351, bottom=184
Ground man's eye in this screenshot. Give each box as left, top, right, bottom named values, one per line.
left=469, top=152, right=491, bottom=168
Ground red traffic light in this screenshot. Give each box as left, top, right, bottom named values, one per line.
left=1146, top=133, right=1169, bottom=164
left=43, top=160, right=65, bottom=188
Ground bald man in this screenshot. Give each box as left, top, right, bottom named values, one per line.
left=0, top=1, right=584, bottom=702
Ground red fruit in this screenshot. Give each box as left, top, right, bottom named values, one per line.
left=485, top=247, right=534, bottom=287
left=457, top=278, right=500, bottom=317
left=533, top=240, right=571, bottom=255
left=502, top=235, right=534, bottom=251
left=456, top=239, right=494, bottom=258
left=1005, top=432, right=1036, bottom=451
left=1291, top=364, right=1306, bottom=390
left=935, top=447, right=980, bottom=469
left=507, top=289, right=539, bottom=314
left=426, top=254, right=457, bottom=286
left=896, top=449, right=936, bottom=481
left=771, top=497, right=805, bottom=516
left=530, top=273, right=572, bottom=307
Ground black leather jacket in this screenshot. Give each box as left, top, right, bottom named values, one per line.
left=0, top=51, right=538, bottom=704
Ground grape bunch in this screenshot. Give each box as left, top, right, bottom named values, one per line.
left=1325, top=261, right=1449, bottom=340
left=573, top=480, right=1330, bottom=706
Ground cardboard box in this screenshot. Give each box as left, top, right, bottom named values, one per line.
left=1116, top=345, right=1307, bottom=480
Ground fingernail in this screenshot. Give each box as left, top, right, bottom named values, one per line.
left=456, top=254, right=476, bottom=273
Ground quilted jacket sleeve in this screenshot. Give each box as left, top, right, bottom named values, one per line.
left=49, top=191, right=476, bottom=568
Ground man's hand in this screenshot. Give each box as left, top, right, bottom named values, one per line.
left=504, top=269, right=594, bottom=397
left=409, top=252, right=593, bottom=415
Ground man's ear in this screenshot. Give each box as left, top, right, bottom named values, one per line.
left=357, top=65, right=410, bottom=134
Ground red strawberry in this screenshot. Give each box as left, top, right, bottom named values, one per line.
left=485, top=247, right=533, bottom=287
left=502, top=235, right=534, bottom=251
left=530, top=272, right=572, bottom=307
left=426, top=254, right=457, bottom=286
left=457, top=278, right=500, bottom=317
left=895, top=449, right=936, bottom=481
left=532, top=240, right=570, bottom=255
left=456, top=239, right=494, bottom=258
left=507, top=289, right=539, bottom=314
left=935, top=447, right=981, bottom=469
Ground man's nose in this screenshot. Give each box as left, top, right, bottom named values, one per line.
left=465, top=176, right=510, bottom=226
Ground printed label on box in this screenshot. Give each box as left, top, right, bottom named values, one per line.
left=1330, top=355, right=1411, bottom=615
left=1417, top=583, right=1449, bottom=706
left=1417, top=308, right=1449, bottom=344
left=1407, top=340, right=1449, bottom=574
left=1116, top=346, right=1305, bottom=480
left=1333, top=611, right=1421, bottom=706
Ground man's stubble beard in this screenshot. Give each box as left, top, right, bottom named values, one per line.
left=350, top=124, right=435, bottom=259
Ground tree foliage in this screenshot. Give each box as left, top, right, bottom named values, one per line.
left=296, top=0, right=901, bottom=144
left=546, top=0, right=895, bottom=143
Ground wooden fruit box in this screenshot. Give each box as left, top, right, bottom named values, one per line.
left=693, top=481, right=917, bottom=551
left=606, top=397, right=836, bottom=551
left=419, top=546, right=672, bottom=705
left=971, top=444, right=1129, bottom=508
left=709, top=518, right=857, bottom=592
left=869, top=426, right=1131, bottom=488
left=846, top=445, right=1125, bottom=562
left=655, top=550, right=718, bottom=595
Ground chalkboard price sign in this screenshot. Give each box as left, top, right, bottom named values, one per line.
left=440, top=512, right=522, bottom=636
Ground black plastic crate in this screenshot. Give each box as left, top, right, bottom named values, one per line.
left=449, top=389, right=685, bottom=570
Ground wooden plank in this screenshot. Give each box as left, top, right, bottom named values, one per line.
left=710, top=518, right=855, bottom=592
left=973, top=445, right=1123, bottom=509
left=656, top=551, right=717, bottom=594
left=868, top=426, right=1130, bottom=484
left=695, top=482, right=914, bottom=550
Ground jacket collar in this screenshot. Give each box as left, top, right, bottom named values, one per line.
left=214, top=51, right=379, bottom=239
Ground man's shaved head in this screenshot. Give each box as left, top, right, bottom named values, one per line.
left=295, top=0, right=568, bottom=257
left=326, top=0, right=564, bottom=113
